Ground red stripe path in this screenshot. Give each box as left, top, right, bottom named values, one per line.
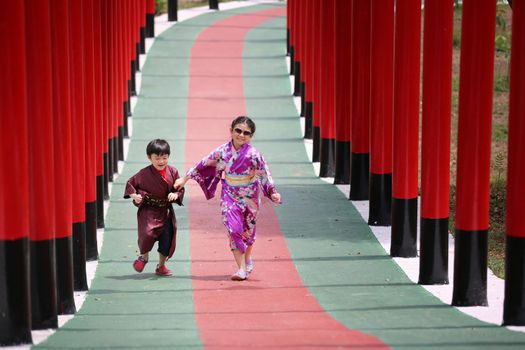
left=186, top=7, right=390, bottom=349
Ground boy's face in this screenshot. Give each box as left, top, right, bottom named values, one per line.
left=148, top=153, right=169, bottom=171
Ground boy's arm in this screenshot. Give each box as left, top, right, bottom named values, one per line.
left=169, top=168, right=185, bottom=206
left=124, top=175, right=144, bottom=207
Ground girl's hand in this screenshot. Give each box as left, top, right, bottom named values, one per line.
left=174, top=177, right=187, bottom=190
left=167, top=192, right=179, bottom=202
left=130, top=193, right=143, bottom=204
left=271, top=192, right=281, bottom=204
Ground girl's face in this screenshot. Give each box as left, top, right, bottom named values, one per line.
left=231, top=123, right=253, bottom=150
left=148, top=153, right=169, bottom=171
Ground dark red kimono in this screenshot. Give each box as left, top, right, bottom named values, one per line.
left=124, top=165, right=184, bottom=259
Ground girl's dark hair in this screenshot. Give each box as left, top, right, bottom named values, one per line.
left=231, top=115, right=256, bottom=135
left=146, top=139, right=171, bottom=156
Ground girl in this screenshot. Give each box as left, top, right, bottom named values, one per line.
left=174, top=116, right=281, bottom=281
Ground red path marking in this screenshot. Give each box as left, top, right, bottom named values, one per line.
left=186, top=7, right=390, bottom=349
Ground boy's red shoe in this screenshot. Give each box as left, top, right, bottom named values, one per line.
left=133, top=256, right=147, bottom=273
left=155, top=264, right=172, bottom=276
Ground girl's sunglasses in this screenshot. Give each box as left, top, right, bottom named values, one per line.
left=234, top=128, right=253, bottom=137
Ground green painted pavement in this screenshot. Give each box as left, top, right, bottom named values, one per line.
left=243, top=14, right=525, bottom=350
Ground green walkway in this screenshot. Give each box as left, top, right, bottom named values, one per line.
left=35, top=3, right=525, bottom=349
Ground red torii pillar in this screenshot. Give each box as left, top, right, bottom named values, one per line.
left=319, top=0, right=336, bottom=178
left=292, top=0, right=302, bottom=97
left=349, top=0, right=371, bottom=200
left=312, top=0, right=321, bottom=163
left=391, top=0, right=421, bottom=257
left=369, top=0, right=394, bottom=226
left=452, top=0, right=496, bottom=306
left=333, top=0, right=352, bottom=185
left=69, top=0, right=89, bottom=291
left=50, top=0, right=76, bottom=315
left=83, top=0, right=99, bottom=262
left=303, top=0, right=314, bottom=140
left=419, top=0, right=454, bottom=285
left=0, top=1, right=32, bottom=345
left=93, top=0, right=106, bottom=229
left=504, top=0, right=525, bottom=326
left=145, top=0, right=155, bottom=38
left=140, top=0, right=147, bottom=54
left=101, top=0, right=111, bottom=200
left=26, top=0, right=58, bottom=329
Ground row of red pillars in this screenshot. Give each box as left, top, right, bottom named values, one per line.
left=287, top=0, right=525, bottom=326
left=0, top=0, right=157, bottom=345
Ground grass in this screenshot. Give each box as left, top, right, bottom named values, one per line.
left=448, top=4, right=511, bottom=278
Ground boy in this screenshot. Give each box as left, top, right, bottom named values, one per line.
left=124, top=139, right=184, bottom=276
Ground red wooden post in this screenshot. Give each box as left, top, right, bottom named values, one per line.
left=145, top=0, right=155, bottom=37
left=349, top=0, right=371, bottom=200
left=93, top=0, right=106, bottom=229
left=82, top=0, right=99, bottom=262
left=140, top=0, right=146, bottom=54
left=26, top=0, right=58, bottom=329
left=50, top=0, right=76, bottom=315
left=333, top=0, right=352, bottom=185
left=312, top=0, right=321, bottom=163
left=369, top=0, right=394, bottom=226
left=319, top=0, right=336, bottom=178
left=391, top=0, right=421, bottom=257
left=298, top=0, right=307, bottom=117
left=504, top=0, right=525, bottom=326
left=118, top=2, right=126, bottom=161
left=0, top=0, right=32, bottom=345
left=293, top=0, right=302, bottom=97
left=419, top=0, right=454, bottom=285
left=69, top=0, right=89, bottom=291
left=303, top=0, right=314, bottom=140
left=452, top=0, right=496, bottom=306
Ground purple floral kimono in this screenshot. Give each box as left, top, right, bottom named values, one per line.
left=187, top=141, right=277, bottom=253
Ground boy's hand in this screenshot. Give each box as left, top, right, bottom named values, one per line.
left=130, top=193, right=143, bottom=204
left=271, top=192, right=281, bottom=204
left=167, top=192, right=179, bottom=202
left=174, top=177, right=187, bottom=190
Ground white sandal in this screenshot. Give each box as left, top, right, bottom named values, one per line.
left=231, top=269, right=247, bottom=281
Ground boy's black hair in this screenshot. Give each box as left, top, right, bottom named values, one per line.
left=146, top=139, right=171, bottom=156
left=231, top=115, right=256, bottom=135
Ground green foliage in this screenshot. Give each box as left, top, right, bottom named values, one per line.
left=494, top=74, right=509, bottom=92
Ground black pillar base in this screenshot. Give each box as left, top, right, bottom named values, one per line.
left=209, top=0, right=219, bottom=10
left=140, top=27, right=146, bottom=54
left=304, top=101, right=313, bottom=139
left=300, top=82, right=305, bottom=117
left=368, top=173, right=392, bottom=226
left=452, top=229, right=488, bottom=306
left=289, top=46, right=295, bottom=75
left=418, top=217, right=449, bottom=284
left=130, top=64, right=137, bottom=97
left=108, top=140, right=115, bottom=182
left=85, top=201, right=99, bottom=261
left=145, top=13, right=155, bottom=38
left=72, top=221, right=88, bottom=291
left=112, top=136, right=119, bottom=175
left=503, top=235, right=525, bottom=325
left=136, top=43, right=141, bottom=72
left=0, top=238, right=32, bottom=346
left=319, top=137, right=336, bottom=178
left=55, top=236, right=76, bottom=315
left=168, top=0, right=178, bottom=21
left=390, top=197, right=418, bottom=257
left=118, top=127, right=124, bottom=161
left=30, top=239, right=58, bottom=330
left=293, top=62, right=301, bottom=97
left=96, top=175, right=105, bottom=228
left=312, top=126, right=320, bottom=163
left=103, top=152, right=110, bottom=199
left=334, top=141, right=350, bottom=185
left=349, top=153, right=369, bottom=201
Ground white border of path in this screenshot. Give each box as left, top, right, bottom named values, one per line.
left=289, top=74, right=525, bottom=334
left=2, top=2, right=279, bottom=349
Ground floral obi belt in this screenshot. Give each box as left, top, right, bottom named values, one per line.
left=224, top=173, right=255, bottom=187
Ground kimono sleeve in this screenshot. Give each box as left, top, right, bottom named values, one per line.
left=123, top=173, right=146, bottom=208
left=186, top=146, right=223, bottom=200
left=255, top=153, right=277, bottom=199
left=169, top=166, right=185, bottom=206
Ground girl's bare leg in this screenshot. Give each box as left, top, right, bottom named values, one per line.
left=245, top=245, right=253, bottom=264
left=232, top=249, right=247, bottom=271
